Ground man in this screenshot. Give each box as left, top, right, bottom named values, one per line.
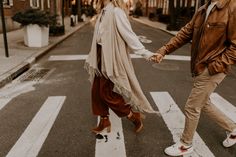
left=150, top=0, right=236, bottom=156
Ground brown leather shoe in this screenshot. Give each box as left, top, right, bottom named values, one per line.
left=92, top=116, right=111, bottom=134
left=127, top=112, right=144, bottom=133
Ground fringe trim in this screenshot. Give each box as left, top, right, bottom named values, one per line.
left=85, top=63, right=157, bottom=114
left=84, top=62, right=102, bottom=82
left=111, top=77, right=157, bottom=113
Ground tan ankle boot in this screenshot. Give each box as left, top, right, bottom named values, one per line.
left=127, top=112, right=144, bottom=133
left=92, top=116, right=111, bottom=134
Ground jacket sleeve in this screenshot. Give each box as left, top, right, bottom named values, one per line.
left=157, top=15, right=196, bottom=56
left=114, top=8, right=153, bottom=59
left=221, top=4, right=236, bottom=65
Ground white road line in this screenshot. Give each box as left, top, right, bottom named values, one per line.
left=6, top=96, right=66, bottom=157
left=164, top=55, right=190, bottom=61
left=210, top=93, right=236, bottom=123
left=0, top=81, right=37, bottom=111
left=0, top=99, right=12, bottom=110
left=150, top=92, right=215, bottom=157
left=49, top=54, right=190, bottom=61
left=95, top=110, right=126, bottom=157
left=49, top=55, right=88, bottom=61
left=132, top=54, right=191, bottom=61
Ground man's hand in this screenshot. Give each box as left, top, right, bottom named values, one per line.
left=148, top=53, right=164, bottom=63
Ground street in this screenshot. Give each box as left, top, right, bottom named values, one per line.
left=0, top=20, right=236, bottom=157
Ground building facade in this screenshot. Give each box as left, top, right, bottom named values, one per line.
left=0, top=0, right=81, bottom=33
left=1, top=0, right=53, bottom=32
left=141, top=0, right=200, bottom=16
left=134, top=0, right=208, bottom=30
left=135, top=0, right=208, bottom=17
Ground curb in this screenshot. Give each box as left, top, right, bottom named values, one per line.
left=0, top=62, right=30, bottom=88
left=27, top=20, right=91, bottom=64
left=131, top=17, right=177, bottom=36
left=0, top=20, right=91, bottom=88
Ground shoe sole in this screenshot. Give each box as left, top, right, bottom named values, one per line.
left=135, top=123, right=143, bottom=133
left=91, top=126, right=111, bottom=134
left=135, top=114, right=145, bottom=133
left=222, top=142, right=236, bottom=148
left=164, top=148, right=193, bottom=156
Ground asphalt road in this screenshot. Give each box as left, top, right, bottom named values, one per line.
left=0, top=20, right=235, bottom=157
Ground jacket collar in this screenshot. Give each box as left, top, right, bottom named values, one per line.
left=203, top=0, right=230, bottom=10
left=215, top=0, right=230, bottom=9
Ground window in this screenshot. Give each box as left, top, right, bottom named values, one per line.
left=3, top=0, right=10, bottom=5
left=3, top=0, right=13, bottom=6
left=39, top=0, right=50, bottom=10
left=30, top=0, right=40, bottom=8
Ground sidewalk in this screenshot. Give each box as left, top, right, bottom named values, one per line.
left=0, top=17, right=92, bottom=88
left=131, top=16, right=178, bottom=36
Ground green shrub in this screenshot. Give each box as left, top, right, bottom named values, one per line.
left=49, top=25, right=65, bottom=36
left=12, top=8, right=55, bottom=27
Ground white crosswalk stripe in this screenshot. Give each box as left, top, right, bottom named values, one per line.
left=2, top=91, right=235, bottom=157
left=0, top=81, right=37, bottom=111
left=150, top=92, right=215, bottom=157
left=95, top=110, right=126, bottom=157
left=49, top=55, right=87, bottom=61
left=210, top=93, right=236, bottom=123
left=48, top=54, right=190, bottom=61
left=6, top=96, right=66, bottom=157
left=0, top=98, right=11, bottom=110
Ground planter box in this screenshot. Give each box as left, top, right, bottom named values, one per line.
left=24, top=24, right=49, bottom=47
left=49, top=25, right=65, bottom=36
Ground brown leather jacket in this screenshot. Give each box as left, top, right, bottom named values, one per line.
left=158, top=0, right=236, bottom=76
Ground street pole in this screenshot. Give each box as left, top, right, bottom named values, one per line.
left=77, top=0, right=82, bottom=21
left=0, top=0, right=9, bottom=57
left=61, top=0, right=64, bottom=26
left=145, top=0, right=149, bottom=16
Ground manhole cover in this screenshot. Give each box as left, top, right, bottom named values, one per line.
left=152, top=63, right=180, bottom=71
left=19, top=68, right=51, bottom=82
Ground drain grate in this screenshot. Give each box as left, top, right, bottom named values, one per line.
left=19, top=68, right=51, bottom=82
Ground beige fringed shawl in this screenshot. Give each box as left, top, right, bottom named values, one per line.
left=84, top=3, right=155, bottom=113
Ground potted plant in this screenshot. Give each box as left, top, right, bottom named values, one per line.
left=12, top=8, right=54, bottom=47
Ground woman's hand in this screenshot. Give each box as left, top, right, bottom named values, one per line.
left=148, top=53, right=164, bottom=63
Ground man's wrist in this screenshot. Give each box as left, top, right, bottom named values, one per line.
left=155, top=51, right=165, bottom=57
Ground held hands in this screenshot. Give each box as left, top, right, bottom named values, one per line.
left=136, top=49, right=164, bottom=63
left=148, top=53, right=164, bottom=63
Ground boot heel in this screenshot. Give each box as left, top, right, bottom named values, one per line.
left=140, top=113, right=146, bottom=119
left=92, top=116, right=111, bottom=134
left=107, top=126, right=111, bottom=133
left=127, top=111, right=144, bottom=133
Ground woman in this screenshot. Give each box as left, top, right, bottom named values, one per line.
left=84, top=0, right=155, bottom=134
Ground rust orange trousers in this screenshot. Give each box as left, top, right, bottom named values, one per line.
left=91, top=45, right=131, bottom=117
